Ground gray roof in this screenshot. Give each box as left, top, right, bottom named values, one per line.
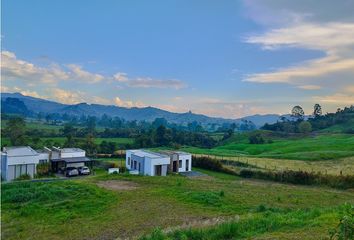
left=3, top=146, right=39, bottom=157
left=54, top=148, right=85, bottom=153
left=51, top=157, right=91, bottom=163
left=129, top=149, right=168, bottom=159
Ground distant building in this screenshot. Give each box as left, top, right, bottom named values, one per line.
left=1, top=146, right=41, bottom=181
left=1, top=146, right=91, bottom=181
left=126, top=149, right=192, bottom=176
left=50, top=147, right=91, bottom=173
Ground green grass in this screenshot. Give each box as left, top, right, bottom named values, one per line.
left=1, top=181, right=117, bottom=240
left=179, top=133, right=354, bottom=161
left=2, top=170, right=354, bottom=240
left=141, top=205, right=350, bottom=240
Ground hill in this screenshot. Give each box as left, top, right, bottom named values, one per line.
left=1, top=92, right=285, bottom=128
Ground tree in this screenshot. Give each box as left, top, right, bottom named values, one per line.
left=249, top=133, right=265, bottom=144
left=154, top=125, right=171, bottom=146
left=298, top=121, right=312, bottom=134
left=4, top=117, right=27, bottom=145
left=291, top=105, right=305, bottom=120
left=61, top=123, right=77, bottom=147
left=313, top=104, right=322, bottom=117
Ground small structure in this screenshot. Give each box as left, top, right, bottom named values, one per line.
left=1, top=146, right=40, bottom=181
left=125, top=149, right=192, bottom=176
left=50, top=147, right=91, bottom=173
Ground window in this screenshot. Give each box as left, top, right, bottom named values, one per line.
left=134, top=161, right=137, bottom=169
left=179, top=160, right=182, bottom=168
left=39, top=159, right=47, bottom=164
left=128, top=157, right=131, bottom=165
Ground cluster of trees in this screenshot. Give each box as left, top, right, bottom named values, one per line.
left=262, top=104, right=353, bottom=134
left=134, top=125, right=217, bottom=148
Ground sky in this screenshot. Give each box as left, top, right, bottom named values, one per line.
left=1, top=0, right=354, bottom=118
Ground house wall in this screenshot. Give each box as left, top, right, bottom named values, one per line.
left=149, top=157, right=170, bottom=176
left=126, top=150, right=133, bottom=170
left=39, top=153, right=50, bottom=163
left=178, top=154, right=192, bottom=172
left=5, top=154, right=39, bottom=181
left=61, top=151, right=85, bottom=158
left=131, top=154, right=145, bottom=174
left=1, top=153, right=7, bottom=181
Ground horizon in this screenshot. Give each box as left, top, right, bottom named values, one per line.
left=2, top=0, right=354, bottom=118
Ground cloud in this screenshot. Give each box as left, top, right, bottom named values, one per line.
left=243, top=0, right=354, bottom=26
left=1, top=51, right=69, bottom=84
left=66, top=64, right=104, bottom=83
left=50, top=89, right=87, bottom=104
left=114, top=97, right=145, bottom=108
left=313, top=93, right=354, bottom=105
left=297, top=85, right=321, bottom=90
left=113, top=72, right=129, bottom=82
left=113, top=73, right=187, bottom=89
left=244, top=22, right=354, bottom=84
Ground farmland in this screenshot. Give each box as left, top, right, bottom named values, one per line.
left=179, top=132, right=354, bottom=161
left=2, top=169, right=354, bottom=240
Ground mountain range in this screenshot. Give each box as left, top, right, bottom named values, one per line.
left=1, top=92, right=284, bottom=128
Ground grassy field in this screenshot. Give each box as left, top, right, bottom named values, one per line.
left=179, top=133, right=354, bottom=161
left=2, top=169, right=354, bottom=240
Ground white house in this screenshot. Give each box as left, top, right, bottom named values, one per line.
left=0, top=146, right=91, bottom=181
left=126, top=150, right=192, bottom=176
left=1, top=146, right=41, bottom=181
left=50, top=147, right=91, bottom=172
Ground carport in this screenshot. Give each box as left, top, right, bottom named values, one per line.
left=51, top=157, right=92, bottom=173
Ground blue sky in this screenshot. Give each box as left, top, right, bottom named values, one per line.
left=2, top=0, right=354, bottom=118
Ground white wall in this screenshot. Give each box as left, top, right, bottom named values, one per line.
left=149, top=157, right=170, bottom=176
left=61, top=151, right=85, bottom=158
left=126, top=150, right=133, bottom=170
left=178, top=154, right=192, bottom=172
left=7, top=155, right=40, bottom=165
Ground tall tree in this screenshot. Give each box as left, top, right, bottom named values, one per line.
left=5, top=117, right=27, bottom=145
left=313, top=104, right=322, bottom=117
left=291, top=105, right=305, bottom=120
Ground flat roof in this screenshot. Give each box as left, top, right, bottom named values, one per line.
left=3, top=146, right=39, bottom=157
left=129, top=149, right=168, bottom=159
left=51, top=157, right=91, bottom=163
left=53, top=148, right=85, bottom=153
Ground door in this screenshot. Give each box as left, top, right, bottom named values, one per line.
left=173, top=161, right=177, bottom=172
left=186, top=160, right=189, bottom=171
left=155, top=165, right=162, bottom=176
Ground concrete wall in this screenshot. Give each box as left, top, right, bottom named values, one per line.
left=178, top=154, right=192, bottom=172
left=61, top=151, right=85, bottom=158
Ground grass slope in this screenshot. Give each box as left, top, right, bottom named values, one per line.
left=2, top=170, right=354, bottom=240
left=181, top=133, right=354, bottom=161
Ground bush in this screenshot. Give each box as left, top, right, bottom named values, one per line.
left=239, top=169, right=354, bottom=189
left=36, top=162, right=51, bottom=177
left=330, top=203, right=354, bottom=240
left=249, top=133, right=265, bottom=144
left=15, top=174, right=31, bottom=181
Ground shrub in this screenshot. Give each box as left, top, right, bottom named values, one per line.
left=249, top=133, right=265, bottom=144
left=36, top=162, right=51, bottom=177
left=15, top=174, right=31, bottom=181
left=329, top=203, right=354, bottom=240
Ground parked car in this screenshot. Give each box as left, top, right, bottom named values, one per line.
left=78, top=166, right=90, bottom=175
left=65, top=167, right=79, bottom=177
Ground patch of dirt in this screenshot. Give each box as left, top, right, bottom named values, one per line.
left=96, top=180, right=139, bottom=191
